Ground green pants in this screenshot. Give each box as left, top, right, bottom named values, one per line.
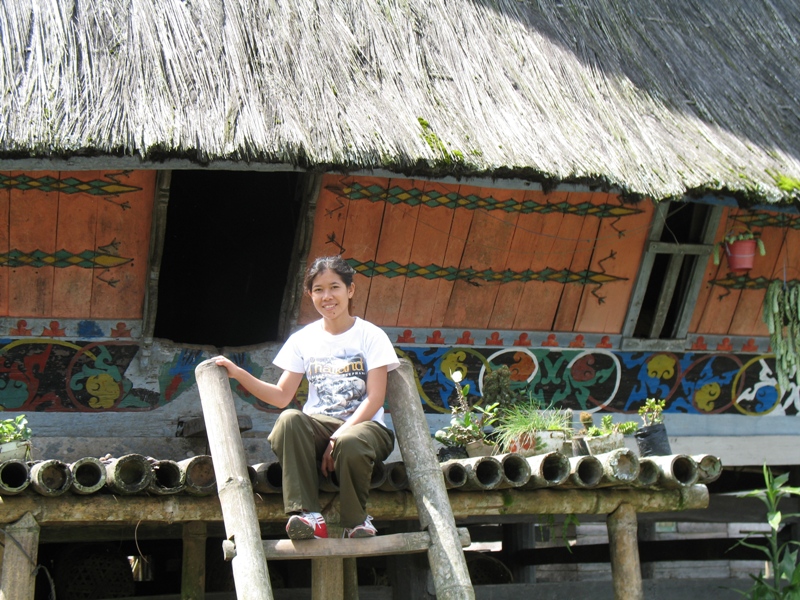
left=268, top=409, right=395, bottom=528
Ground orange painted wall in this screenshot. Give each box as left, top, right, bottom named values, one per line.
left=0, top=170, right=156, bottom=320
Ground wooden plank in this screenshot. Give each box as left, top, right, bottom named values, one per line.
left=430, top=197, right=473, bottom=328
left=312, top=557, right=343, bottom=600
left=339, top=176, right=387, bottom=320
left=90, top=170, right=156, bottom=319
left=364, top=179, right=419, bottom=326
left=263, top=528, right=471, bottom=559
left=8, top=171, right=58, bottom=318
left=298, top=174, right=352, bottom=324
left=0, top=512, right=39, bottom=600
left=396, top=181, right=456, bottom=328
left=688, top=206, right=734, bottom=334
left=574, top=193, right=652, bottom=334
left=181, top=521, right=207, bottom=600
left=52, top=171, right=98, bottom=318
left=512, top=191, right=571, bottom=331
left=487, top=189, right=540, bottom=330
left=0, top=173, right=10, bottom=316
left=442, top=184, right=518, bottom=329
left=553, top=195, right=602, bottom=332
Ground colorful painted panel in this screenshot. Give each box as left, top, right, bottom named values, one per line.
left=0, top=170, right=155, bottom=321
left=302, top=175, right=652, bottom=334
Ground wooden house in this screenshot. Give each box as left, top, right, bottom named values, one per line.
left=0, top=0, right=799, bottom=597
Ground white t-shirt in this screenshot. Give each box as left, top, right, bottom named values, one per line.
left=273, top=317, right=400, bottom=425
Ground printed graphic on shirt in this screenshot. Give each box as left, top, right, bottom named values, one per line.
left=307, top=354, right=367, bottom=418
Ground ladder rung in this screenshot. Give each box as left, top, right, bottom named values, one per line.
left=263, top=527, right=471, bottom=560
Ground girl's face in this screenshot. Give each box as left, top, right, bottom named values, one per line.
left=308, top=269, right=354, bottom=322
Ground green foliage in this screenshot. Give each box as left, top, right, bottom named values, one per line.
left=0, top=414, right=32, bottom=444
left=732, top=464, right=800, bottom=599
left=481, top=365, right=524, bottom=408
left=638, top=398, right=666, bottom=427
left=435, top=369, right=498, bottom=447
left=494, top=395, right=573, bottom=453
left=585, top=414, right=638, bottom=437
left=713, top=228, right=767, bottom=265
left=763, top=280, right=800, bottom=391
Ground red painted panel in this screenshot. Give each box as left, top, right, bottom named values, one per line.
left=574, top=194, right=653, bottom=333
left=90, top=171, right=155, bottom=319
left=430, top=201, right=473, bottom=328
left=8, top=171, right=58, bottom=317
left=396, top=181, right=455, bottom=328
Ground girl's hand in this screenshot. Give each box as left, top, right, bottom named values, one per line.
left=321, top=439, right=335, bottom=476
left=214, top=356, right=238, bottom=378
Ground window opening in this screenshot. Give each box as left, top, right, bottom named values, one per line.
left=154, top=170, right=302, bottom=347
left=622, top=200, right=722, bottom=350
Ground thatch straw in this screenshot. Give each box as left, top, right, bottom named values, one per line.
left=1, top=0, right=799, bottom=203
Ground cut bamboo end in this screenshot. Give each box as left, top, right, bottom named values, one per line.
left=378, top=461, right=408, bottom=491
left=565, top=454, right=604, bottom=488
left=523, top=452, right=570, bottom=489
left=250, top=462, right=282, bottom=494
left=441, top=460, right=468, bottom=489
left=460, top=456, right=503, bottom=491
left=104, top=454, right=154, bottom=495
left=594, top=448, right=640, bottom=486
left=148, top=459, right=186, bottom=495
left=69, top=457, right=106, bottom=495
left=0, top=459, right=30, bottom=496
left=645, top=455, right=699, bottom=489
left=30, top=459, right=73, bottom=497
left=692, top=454, right=723, bottom=484
left=179, top=455, right=216, bottom=496
left=495, top=453, right=531, bottom=489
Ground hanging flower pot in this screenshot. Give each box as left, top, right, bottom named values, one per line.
left=725, top=239, right=757, bottom=271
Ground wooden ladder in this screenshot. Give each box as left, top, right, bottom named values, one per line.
left=196, top=358, right=475, bottom=600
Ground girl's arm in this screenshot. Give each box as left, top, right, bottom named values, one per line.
left=320, top=365, right=388, bottom=476
left=214, top=356, right=302, bottom=409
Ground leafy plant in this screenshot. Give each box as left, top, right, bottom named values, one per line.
left=0, top=414, right=32, bottom=444
left=713, top=228, right=766, bottom=265
left=732, top=463, right=800, bottom=599
left=638, top=398, right=666, bottom=427
left=481, top=365, right=524, bottom=408
left=763, top=280, right=800, bottom=391
left=494, top=395, right=573, bottom=453
left=585, top=414, right=638, bottom=437
left=435, top=370, right=499, bottom=447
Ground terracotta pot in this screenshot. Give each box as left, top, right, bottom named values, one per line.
left=725, top=239, right=756, bottom=271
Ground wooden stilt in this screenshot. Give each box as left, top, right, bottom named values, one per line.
left=386, top=360, right=475, bottom=600
left=0, top=512, right=40, bottom=600
left=312, top=557, right=343, bottom=600
left=607, top=503, right=643, bottom=600
left=181, top=521, right=207, bottom=600
left=195, top=360, right=273, bottom=600
left=343, top=557, right=359, bottom=600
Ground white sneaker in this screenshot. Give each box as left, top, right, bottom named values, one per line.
left=345, top=515, right=377, bottom=538
left=286, top=512, right=328, bottom=539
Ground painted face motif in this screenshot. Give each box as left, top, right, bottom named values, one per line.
left=86, top=373, right=120, bottom=409
left=309, top=269, right=354, bottom=323
left=694, top=382, right=721, bottom=412
left=647, top=354, right=676, bottom=380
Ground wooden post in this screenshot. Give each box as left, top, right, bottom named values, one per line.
left=0, top=512, right=40, bottom=600
left=386, top=359, right=474, bottom=600
left=195, top=359, right=273, bottom=600
left=607, top=503, right=642, bottom=600
left=181, top=521, right=207, bottom=600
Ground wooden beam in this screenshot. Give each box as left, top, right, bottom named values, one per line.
left=263, top=528, right=471, bottom=560
left=181, top=521, right=207, bottom=600
left=0, top=512, right=39, bottom=600
left=607, top=503, right=642, bottom=600
left=0, top=486, right=709, bottom=526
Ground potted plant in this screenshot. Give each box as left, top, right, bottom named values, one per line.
left=634, top=398, right=671, bottom=456
left=573, top=413, right=638, bottom=456
left=712, top=228, right=766, bottom=271
left=435, top=371, right=499, bottom=458
left=481, top=365, right=524, bottom=410
left=0, top=414, right=33, bottom=461
left=493, top=395, right=573, bottom=457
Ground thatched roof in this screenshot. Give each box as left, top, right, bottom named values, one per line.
left=1, top=0, right=799, bottom=203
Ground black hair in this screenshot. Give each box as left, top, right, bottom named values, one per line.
left=304, top=255, right=356, bottom=292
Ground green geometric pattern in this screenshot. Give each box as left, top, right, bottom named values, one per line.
left=327, top=182, right=642, bottom=218
left=0, top=173, right=141, bottom=195
left=0, top=249, right=132, bottom=269
left=347, top=259, right=626, bottom=285
left=734, top=212, right=800, bottom=230
left=710, top=273, right=800, bottom=290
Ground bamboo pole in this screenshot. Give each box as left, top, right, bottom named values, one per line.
left=69, top=457, right=106, bottom=495
left=29, top=460, right=73, bottom=497
left=386, top=359, right=475, bottom=600
left=607, top=503, right=642, bottom=600
left=0, top=512, right=39, bottom=600
left=195, top=359, right=273, bottom=600
left=0, top=460, right=30, bottom=496
left=104, top=454, right=153, bottom=494
left=149, top=459, right=186, bottom=495
left=181, top=521, right=207, bottom=600
left=693, top=454, right=723, bottom=484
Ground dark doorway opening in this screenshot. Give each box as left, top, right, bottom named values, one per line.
left=154, top=170, right=302, bottom=347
